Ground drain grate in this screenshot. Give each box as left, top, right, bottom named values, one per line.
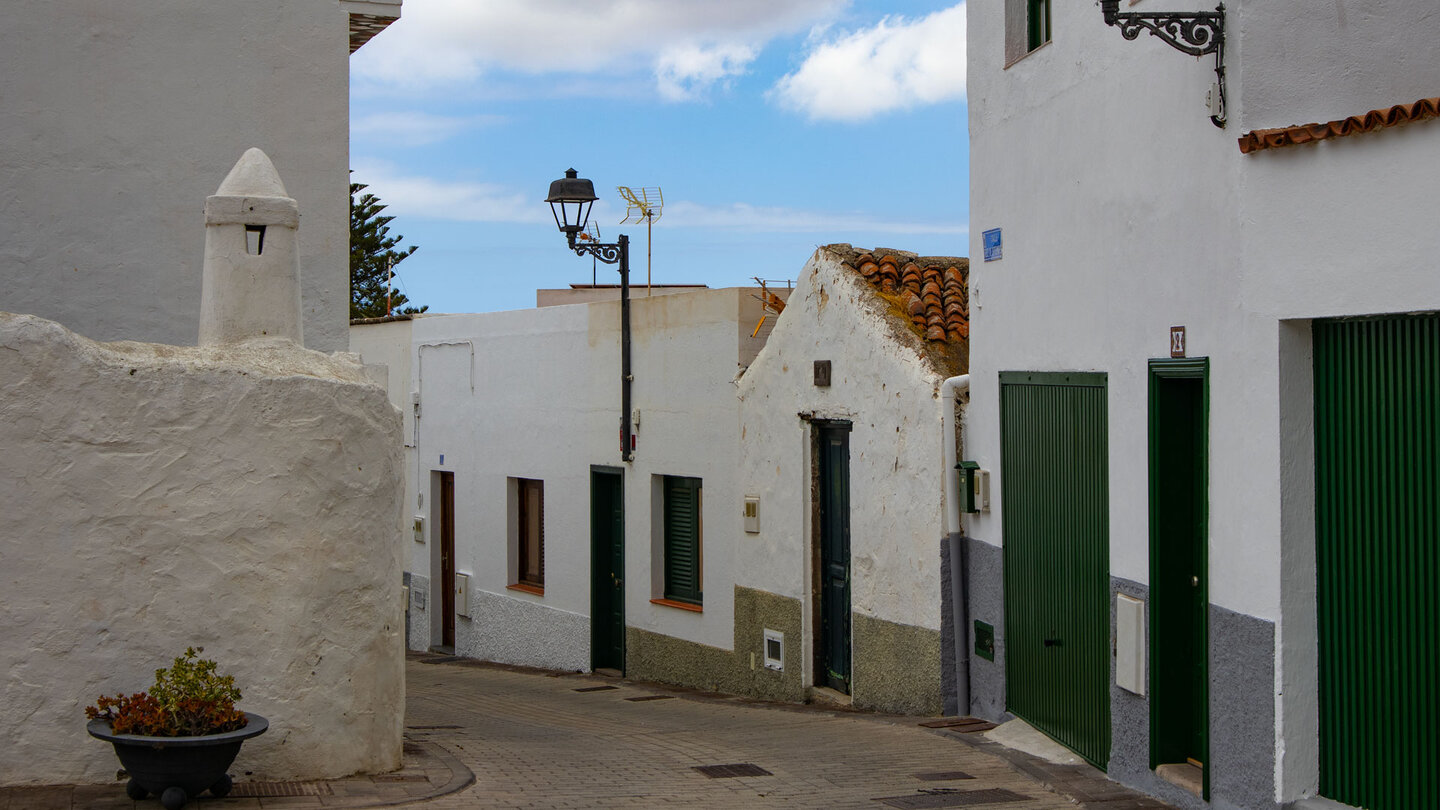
left=574, top=685, right=619, bottom=692
left=873, top=788, right=1029, bottom=808
left=228, top=782, right=334, bottom=798
left=372, top=774, right=430, bottom=783
left=913, top=771, right=975, bottom=782
left=624, top=695, right=674, bottom=702
left=693, top=763, right=772, bottom=779
left=918, top=718, right=997, bottom=733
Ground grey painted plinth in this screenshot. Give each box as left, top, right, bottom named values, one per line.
left=1108, top=576, right=1280, bottom=810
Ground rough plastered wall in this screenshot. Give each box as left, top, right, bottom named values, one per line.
left=737, top=246, right=949, bottom=714
left=0, top=313, right=404, bottom=785
left=0, top=1, right=353, bottom=352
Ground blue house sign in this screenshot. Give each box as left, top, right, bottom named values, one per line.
left=982, top=228, right=1002, bottom=262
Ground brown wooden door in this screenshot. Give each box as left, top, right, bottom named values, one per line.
left=440, top=471, right=455, bottom=649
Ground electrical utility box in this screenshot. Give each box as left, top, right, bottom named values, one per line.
left=956, top=460, right=990, bottom=513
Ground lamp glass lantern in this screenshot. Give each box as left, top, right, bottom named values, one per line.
left=546, top=168, right=598, bottom=241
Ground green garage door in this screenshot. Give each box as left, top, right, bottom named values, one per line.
left=1315, top=314, right=1439, bottom=810
left=1000, top=371, right=1111, bottom=768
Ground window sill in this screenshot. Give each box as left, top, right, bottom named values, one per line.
left=508, top=583, right=544, bottom=597
left=650, top=598, right=703, bottom=613
left=1004, top=38, right=1051, bottom=70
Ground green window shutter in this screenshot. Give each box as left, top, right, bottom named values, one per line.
left=1028, top=0, right=1051, bottom=51
left=664, top=476, right=702, bottom=604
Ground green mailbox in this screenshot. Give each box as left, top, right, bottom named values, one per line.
left=956, top=460, right=980, bottom=514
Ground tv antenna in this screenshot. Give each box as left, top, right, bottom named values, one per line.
left=576, top=222, right=602, bottom=285
left=618, top=186, right=663, bottom=295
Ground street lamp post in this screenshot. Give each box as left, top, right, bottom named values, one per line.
left=546, top=168, right=633, bottom=462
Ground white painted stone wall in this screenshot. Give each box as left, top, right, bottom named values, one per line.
left=0, top=1, right=366, bottom=352
left=738, top=247, right=951, bottom=637
left=353, top=289, right=772, bottom=669
left=0, top=313, right=405, bottom=785
left=967, top=1, right=1440, bottom=802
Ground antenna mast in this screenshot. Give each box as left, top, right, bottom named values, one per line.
left=618, top=186, right=663, bottom=296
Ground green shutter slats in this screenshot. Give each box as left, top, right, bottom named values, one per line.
left=1000, top=372, right=1111, bottom=769
left=664, top=476, right=703, bottom=604
left=1315, top=314, right=1439, bottom=810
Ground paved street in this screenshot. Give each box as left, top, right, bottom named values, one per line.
left=4, top=654, right=1173, bottom=809
left=403, top=654, right=1167, bottom=810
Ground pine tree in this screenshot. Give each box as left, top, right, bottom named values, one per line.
left=350, top=181, right=425, bottom=319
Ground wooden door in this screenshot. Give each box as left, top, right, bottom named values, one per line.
left=817, top=423, right=852, bottom=694
left=1148, top=360, right=1209, bottom=791
left=439, top=471, right=455, bottom=650
left=590, top=468, right=625, bottom=672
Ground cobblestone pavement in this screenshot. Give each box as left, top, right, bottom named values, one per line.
left=2, top=654, right=1174, bottom=809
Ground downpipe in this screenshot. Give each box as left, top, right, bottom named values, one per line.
left=941, top=374, right=970, bottom=717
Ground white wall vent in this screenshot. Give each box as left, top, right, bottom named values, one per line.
left=763, top=629, right=784, bottom=671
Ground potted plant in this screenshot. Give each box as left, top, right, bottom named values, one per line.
left=86, top=647, right=268, bottom=810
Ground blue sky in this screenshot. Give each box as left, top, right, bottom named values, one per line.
left=349, top=1, right=968, bottom=314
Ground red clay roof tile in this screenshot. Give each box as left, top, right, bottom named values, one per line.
left=1238, top=96, right=1440, bottom=154
left=826, top=245, right=970, bottom=365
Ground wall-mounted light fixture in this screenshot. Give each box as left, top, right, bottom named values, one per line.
left=546, top=168, right=634, bottom=462
left=1099, top=0, right=1227, bottom=128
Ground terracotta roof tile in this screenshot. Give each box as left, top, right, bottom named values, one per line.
left=1238, top=96, right=1440, bottom=154
left=826, top=245, right=970, bottom=370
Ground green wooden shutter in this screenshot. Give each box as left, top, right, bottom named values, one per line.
left=1315, top=314, right=1439, bottom=810
left=664, top=476, right=702, bottom=604
left=1001, top=371, right=1111, bottom=769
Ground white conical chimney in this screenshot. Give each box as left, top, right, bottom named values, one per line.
left=198, top=148, right=304, bottom=346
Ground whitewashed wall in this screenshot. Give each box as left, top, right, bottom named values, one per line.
left=0, top=1, right=363, bottom=352
left=968, top=1, right=1440, bottom=804
left=372, top=289, right=764, bottom=670
left=738, top=248, right=949, bottom=636
left=0, top=314, right=405, bottom=785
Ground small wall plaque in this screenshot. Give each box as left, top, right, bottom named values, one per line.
left=814, top=360, right=832, bottom=387
left=982, top=228, right=1002, bottom=262
left=1170, top=326, right=1186, bottom=358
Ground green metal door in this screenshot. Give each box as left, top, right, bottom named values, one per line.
left=1314, top=314, right=1439, bottom=810
left=818, top=422, right=852, bottom=694
left=1001, top=371, right=1110, bottom=768
left=590, top=467, right=625, bottom=672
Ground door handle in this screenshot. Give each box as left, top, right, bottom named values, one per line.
left=1044, top=638, right=1062, bottom=648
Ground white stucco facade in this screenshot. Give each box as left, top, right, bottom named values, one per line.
left=968, top=2, right=1440, bottom=807
left=352, top=288, right=776, bottom=672
left=0, top=314, right=405, bottom=785
left=0, top=1, right=399, bottom=352
left=738, top=247, right=952, bottom=628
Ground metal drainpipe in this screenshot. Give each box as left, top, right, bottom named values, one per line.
left=941, top=374, right=970, bottom=716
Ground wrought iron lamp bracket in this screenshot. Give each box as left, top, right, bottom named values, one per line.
left=1101, top=1, right=1227, bottom=128
left=571, top=241, right=623, bottom=266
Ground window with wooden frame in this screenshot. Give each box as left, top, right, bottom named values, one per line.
left=1005, top=0, right=1053, bottom=65
left=513, top=478, right=544, bottom=593
left=1027, top=0, right=1052, bottom=51
left=662, top=476, right=702, bottom=606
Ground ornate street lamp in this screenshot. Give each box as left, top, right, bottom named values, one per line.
left=546, top=168, right=634, bottom=462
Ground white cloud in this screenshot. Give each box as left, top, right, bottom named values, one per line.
left=770, top=3, right=966, bottom=122
left=347, top=164, right=963, bottom=238
left=352, top=0, right=846, bottom=97
left=655, top=42, right=758, bottom=102
left=351, top=112, right=506, bottom=147
left=664, top=200, right=966, bottom=236
left=350, top=162, right=545, bottom=224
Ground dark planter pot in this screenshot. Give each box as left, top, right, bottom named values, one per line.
left=87, top=712, right=268, bottom=810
